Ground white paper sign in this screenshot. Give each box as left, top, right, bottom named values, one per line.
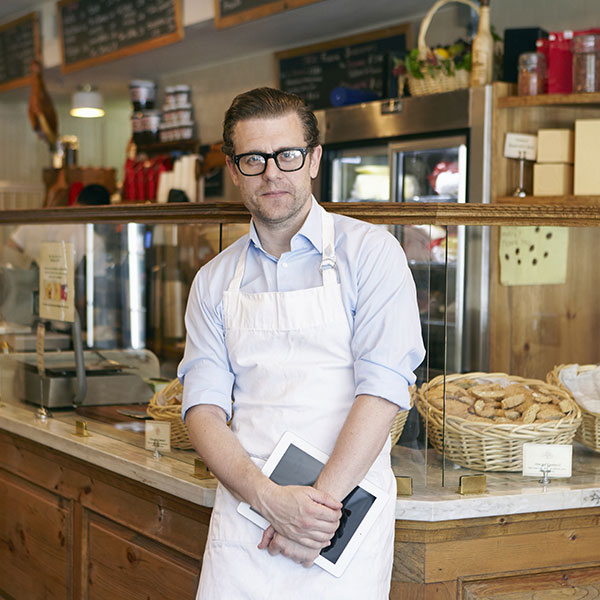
left=504, top=133, right=537, bottom=161
left=145, top=421, right=171, bottom=452
left=522, top=443, right=572, bottom=478
left=39, top=241, right=75, bottom=323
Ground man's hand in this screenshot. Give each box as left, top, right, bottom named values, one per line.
left=256, top=484, right=342, bottom=548
left=258, top=526, right=321, bottom=568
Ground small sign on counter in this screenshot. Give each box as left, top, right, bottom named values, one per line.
left=522, top=443, right=572, bottom=479
left=145, top=421, right=171, bottom=453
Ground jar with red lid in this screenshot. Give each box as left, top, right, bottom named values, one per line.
left=572, top=33, right=600, bottom=93
left=518, top=52, right=547, bottom=96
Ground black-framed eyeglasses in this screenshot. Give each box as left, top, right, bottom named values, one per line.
left=233, top=147, right=308, bottom=176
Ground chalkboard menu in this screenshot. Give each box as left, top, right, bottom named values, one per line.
left=0, top=13, right=40, bottom=92
left=215, top=0, right=322, bottom=29
left=58, top=0, right=184, bottom=74
left=277, top=25, right=411, bottom=110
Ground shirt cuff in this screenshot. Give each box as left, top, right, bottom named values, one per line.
left=354, top=360, right=416, bottom=410
left=179, top=362, right=234, bottom=421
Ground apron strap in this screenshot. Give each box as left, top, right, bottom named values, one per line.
left=320, top=210, right=337, bottom=286
left=227, top=241, right=250, bottom=292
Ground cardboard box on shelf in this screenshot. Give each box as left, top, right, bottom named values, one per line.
left=533, top=163, right=573, bottom=196
left=537, top=129, right=574, bottom=164
left=574, top=119, right=600, bottom=195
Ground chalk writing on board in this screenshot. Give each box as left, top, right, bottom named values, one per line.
left=0, top=13, right=39, bottom=91
left=58, top=0, right=182, bottom=72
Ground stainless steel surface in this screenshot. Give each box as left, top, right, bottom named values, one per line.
left=10, top=349, right=160, bottom=408
left=321, top=89, right=472, bottom=145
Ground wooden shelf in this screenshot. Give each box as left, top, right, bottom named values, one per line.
left=2, top=201, right=600, bottom=227
left=497, top=195, right=600, bottom=206
left=497, top=92, right=600, bottom=109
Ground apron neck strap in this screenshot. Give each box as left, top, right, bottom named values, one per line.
left=320, top=210, right=337, bottom=286
left=228, top=242, right=250, bottom=291
left=227, top=207, right=338, bottom=292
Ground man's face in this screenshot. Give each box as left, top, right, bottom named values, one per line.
left=226, top=112, right=322, bottom=230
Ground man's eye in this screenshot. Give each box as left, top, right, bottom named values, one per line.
left=279, top=150, right=300, bottom=161
left=244, top=155, right=264, bottom=165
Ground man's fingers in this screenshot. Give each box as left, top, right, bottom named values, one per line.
left=309, top=488, right=343, bottom=511
left=257, top=525, right=275, bottom=550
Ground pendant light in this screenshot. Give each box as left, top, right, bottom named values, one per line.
left=70, top=84, right=104, bottom=118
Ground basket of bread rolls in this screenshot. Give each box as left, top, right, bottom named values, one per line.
left=146, top=377, right=193, bottom=450
left=547, top=364, right=600, bottom=452
left=390, top=385, right=416, bottom=446
left=416, top=372, right=581, bottom=471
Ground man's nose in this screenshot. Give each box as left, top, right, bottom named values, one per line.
left=262, top=156, right=282, bottom=178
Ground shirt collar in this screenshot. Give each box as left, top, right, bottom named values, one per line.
left=249, top=196, right=323, bottom=254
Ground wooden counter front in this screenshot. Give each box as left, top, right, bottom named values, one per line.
left=1, top=420, right=600, bottom=599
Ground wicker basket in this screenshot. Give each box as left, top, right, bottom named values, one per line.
left=416, top=372, right=582, bottom=472
left=547, top=364, right=600, bottom=452
left=390, top=385, right=415, bottom=446
left=147, top=378, right=413, bottom=450
left=146, top=378, right=193, bottom=450
left=407, top=0, right=479, bottom=97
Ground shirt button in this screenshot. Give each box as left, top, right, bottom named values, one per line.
left=281, top=262, right=288, bottom=268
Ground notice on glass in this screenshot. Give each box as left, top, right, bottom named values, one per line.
left=499, top=226, right=568, bottom=286
left=39, top=242, right=75, bottom=322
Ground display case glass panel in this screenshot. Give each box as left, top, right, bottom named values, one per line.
left=1, top=220, right=600, bottom=493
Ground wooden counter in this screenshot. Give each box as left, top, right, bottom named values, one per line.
left=1, top=398, right=600, bottom=599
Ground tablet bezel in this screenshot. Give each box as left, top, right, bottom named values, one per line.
left=237, top=431, right=389, bottom=577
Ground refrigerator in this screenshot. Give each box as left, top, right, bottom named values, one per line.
left=315, top=86, right=492, bottom=382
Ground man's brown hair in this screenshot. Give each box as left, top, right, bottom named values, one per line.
left=222, top=87, right=320, bottom=158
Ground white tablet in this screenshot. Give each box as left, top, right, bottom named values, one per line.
left=237, top=431, right=389, bottom=578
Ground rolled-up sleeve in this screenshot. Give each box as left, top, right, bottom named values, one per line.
left=351, top=229, right=425, bottom=409
left=178, top=270, right=235, bottom=421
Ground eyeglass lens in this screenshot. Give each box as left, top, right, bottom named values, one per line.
left=237, top=148, right=305, bottom=175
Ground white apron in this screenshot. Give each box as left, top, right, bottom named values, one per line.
left=196, top=207, right=396, bottom=600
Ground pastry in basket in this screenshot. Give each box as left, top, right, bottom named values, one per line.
left=421, top=373, right=578, bottom=424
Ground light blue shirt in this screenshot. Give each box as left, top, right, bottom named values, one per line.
left=178, top=198, right=425, bottom=420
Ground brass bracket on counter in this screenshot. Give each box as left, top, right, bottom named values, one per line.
left=193, top=458, right=213, bottom=480
left=458, top=474, right=486, bottom=495
left=74, top=420, right=91, bottom=437
left=395, top=475, right=413, bottom=496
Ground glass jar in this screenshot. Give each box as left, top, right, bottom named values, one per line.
left=518, top=52, right=547, bottom=96
left=572, top=34, right=600, bottom=93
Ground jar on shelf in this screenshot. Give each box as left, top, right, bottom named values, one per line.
left=572, top=33, right=600, bottom=93
left=517, top=52, right=547, bottom=96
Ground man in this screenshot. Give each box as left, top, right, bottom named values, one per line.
left=178, top=87, right=425, bottom=599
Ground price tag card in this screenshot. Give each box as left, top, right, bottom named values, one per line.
left=522, top=443, right=572, bottom=478
left=504, top=133, right=537, bottom=161
left=145, top=421, right=171, bottom=453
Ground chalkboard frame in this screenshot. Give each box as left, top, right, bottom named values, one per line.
left=214, top=0, right=323, bottom=30
left=0, top=12, right=41, bottom=93
left=57, top=0, right=184, bottom=74
left=275, top=23, right=413, bottom=110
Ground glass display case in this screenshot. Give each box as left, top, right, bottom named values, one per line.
left=1, top=201, right=599, bottom=493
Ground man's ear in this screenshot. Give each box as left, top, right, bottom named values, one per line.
left=225, top=156, right=240, bottom=187
left=309, top=145, right=322, bottom=179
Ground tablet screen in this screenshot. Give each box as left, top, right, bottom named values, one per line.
left=267, top=443, right=376, bottom=564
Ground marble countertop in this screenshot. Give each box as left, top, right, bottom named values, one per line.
left=2, top=396, right=600, bottom=522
